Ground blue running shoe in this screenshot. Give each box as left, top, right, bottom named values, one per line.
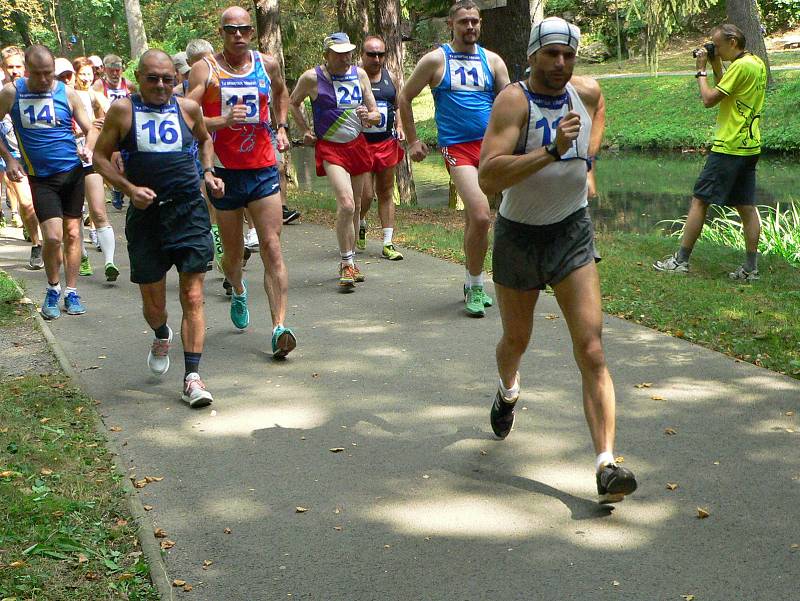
left=41, top=288, right=61, bottom=320
left=230, top=281, right=249, bottom=329
left=64, top=291, right=86, bottom=315
left=111, top=189, right=124, bottom=210
left=271, top=325, right=296, bottom=359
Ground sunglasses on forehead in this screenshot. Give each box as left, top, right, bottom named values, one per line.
left=223, top=24, right=254, bottom=34
left=364, top=51, right=385, bottom=57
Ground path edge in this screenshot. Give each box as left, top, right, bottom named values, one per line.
left=10, top=278, right=175, bottom=601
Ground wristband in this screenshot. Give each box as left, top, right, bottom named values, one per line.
left=277, top=123, right=289, bottom=130
left=695, top=71, right=707, bottom=78
left=202, top=167, right=215, bottom=175
left=545, top=142, right=561, bottom=161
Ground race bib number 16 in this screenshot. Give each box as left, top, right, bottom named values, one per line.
left=136, top=111, right=182, bottom=152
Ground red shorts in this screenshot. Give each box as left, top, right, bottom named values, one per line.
left=366, top=137, right=405, bottom=172
left=315, top=135, right=373, bottom=177
left=440, top=139, right=483, bottom=171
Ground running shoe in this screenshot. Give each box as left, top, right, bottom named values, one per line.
left=79, top=255, right=93, bottom=276
left=490, top=387, right=518, bottom=439
left=41, top=288, right=61, bottom=320
left=147, top=325, right=172, bottom=375
left=230, top=281, right=250, bottom=329
left=339, top=264, right=356, bottom=288
left=89, top=228, right=101, bottom=251
left=272, top=325, right=297, bottom=359
left=105, top=262, right=120, bottom=282
left=111, top=189, right=124, bottom=210
left=464, top=287, right=486, bottom=317
left=244, top=229, right=259, bottom=251
left=382, top=244, right=403, bottom=261
left=282, top=206, right=300, bottom=225
left=63, top=291, right=86, bottom=315
left=596, top=463, right=638, bottom=504
left=243, top=247, right=252, bottom=267
left=653, top=253, right=689, bottom=273
left=28, top=245, right=43, bottom=270
left=464, top=284, right=492, bottom=307
left=10, top=212, right=22, bottom=228
left=729, top=265, right=759, bottom=282
left=181, top=372, right=213, bottom=408
left=356, top=224, right=367, bottom=250
left=353, top=264, right=366, bottom=282
left=223, top=278, right=232, bottom=296
left=83, top=211, right=92, bottom=226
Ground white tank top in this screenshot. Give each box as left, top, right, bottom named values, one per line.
left=499, top=81, right=592, bottom=226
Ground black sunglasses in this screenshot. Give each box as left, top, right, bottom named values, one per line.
left=223, top=24, right=254, bottom=35
left=145, top=74, right=177, bottom=85
left=365, top=51, right=386, bottom=57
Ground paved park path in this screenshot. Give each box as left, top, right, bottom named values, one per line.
left=1, top=214, right=798, bottom=601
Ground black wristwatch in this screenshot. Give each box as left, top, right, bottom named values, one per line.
left=695, top=71, right=707, bottom=78
left=545, top=142, right=561, bottom=161
left=202, top=167, right=215, bottom=175
left=277, top=122, right=289, bottom=130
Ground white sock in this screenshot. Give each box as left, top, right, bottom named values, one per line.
left=595, top=451, right=615, bottom=472
left=382, top=227, right=393, bottom=245
left=272, top=324, right=283, bottom=335
left=359, top=218, right=367, bottom=228
left=468, top=272, right=484, bottom=288
left=248, top=227, right=256, bottom=238
left=47, top=282, right=61, bottom=295
left=65, top=286, right=77, bottom=296
left=96, top=226, right=115, bottom=265
left=498, top=373, right=520, bottom=402
left=340, top=251, right=354, bottom=266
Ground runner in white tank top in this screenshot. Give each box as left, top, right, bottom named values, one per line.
left=478, top=17, right=638, bottom=505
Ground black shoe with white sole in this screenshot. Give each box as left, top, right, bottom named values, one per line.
left=596, top=463, right=637, bottom=504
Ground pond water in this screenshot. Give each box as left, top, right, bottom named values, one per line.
left=290, top=146, right=799, bottom=234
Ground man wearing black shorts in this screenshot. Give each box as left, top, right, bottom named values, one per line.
left=479, top=18, right=637, bottom=504
left=93, top=49, right=225, bottom=408
left=654, top=24, right=766, bottom=281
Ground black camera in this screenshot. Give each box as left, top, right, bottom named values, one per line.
left=692, top=42, right=715, bottom=60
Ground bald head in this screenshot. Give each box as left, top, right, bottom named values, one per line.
left=135, top=48, right=176, bottom=106
left=24, top=45, right=55, bottom=92
left=221, top=6, right=251, bottom=26
left=138, top=48, right=174, bottom=72
left=25, top=45, right=54, bottom=69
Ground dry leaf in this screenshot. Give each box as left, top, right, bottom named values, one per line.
left=479, top=450, right=488, bottom=456
left=10, top=561, right=26, bottom=568
left=183, top=584, right=193, bottom=592
left=143, top=504, right=154, bottom=511
left=85, top=572, right=100, bottom=580
left=75, top=406, right=84, bottom=414
left=333, top=526, right=342, bottom=531
left=154, top=528, right=167, bottom=538
left=612, top=581, right=620, bottom=586
left=651, top=395, right=665, bottom=401
left=675, top=330, right=685, bottom=338
left=295, top=506, right=309, bottom=513
left=202, top=560, right=213, bottom=568
left=40, top=417, right=50, bottom=423
left=682, top=595, right=695, bottom=601
left=665, top=427, right=677, bottom=436
left=39, top=468, right=53, bottom=476
left=173, top=579, right=187, bottom=587
left=634, top=382, right=653, bottom=389
left=223, top=527, right=232, bottom=534
left=0, top=470, right=16, bottom=478
left=118, top=573, right=134, bottom=581
left=77, top=553, right=89, bottom=564
left=311, top=373, right=320, bottom=378
left=666, top=483, right=678, bottom=491
left=615, top=456, right=624, bottom=463
left=790, top=544, right=799, bottom=551
left=329, top=447, right=345, bottom=453
left=786, top=411, right=795, bottom=417
left=145, top=476, right=164, bottom=483
left=697, top=507, right=710, bottom=519
left=544, top=313, right=559, bottom=320
left=160, top=539, right=176, bottom=550
left=115, top=519, right=128, bottom=527
left=133, top=479, right=147, bottom=489
left=422, top=474, right=430, bottom=479
left=110, top=426, right=122, bottom=432
left=384, top=544, right=391, bottom=549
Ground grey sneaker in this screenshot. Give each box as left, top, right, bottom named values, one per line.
left=729, top=265, right=759, bottom=281
left=653, top=253, right=688, bottom=273
left=28, top=245, right=43, bottom=270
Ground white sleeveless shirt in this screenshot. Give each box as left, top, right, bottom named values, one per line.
left=499, top=81, right=592, bottom=226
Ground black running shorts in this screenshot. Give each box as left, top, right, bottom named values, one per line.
left=492, top=207, right=600, bottom=291
left=28, top=164, right=85, bottom=222
left=125, top=193, right=213, bottom=284
left=693, top=151, right=759, bottom=206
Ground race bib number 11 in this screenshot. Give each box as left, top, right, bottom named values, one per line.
left=448, top=57, right=485, bottom=92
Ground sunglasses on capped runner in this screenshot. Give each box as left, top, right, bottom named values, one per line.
left=223, top=24, right=254, bottom=35
left=365, top=51, right=385, bottom=57
left=145, top=74, right=177, bottom=85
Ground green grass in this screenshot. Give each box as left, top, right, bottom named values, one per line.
left=288, top=190, right=800, bottom=378
left=0, top=269, right=23, bottom=326
left=0, top=272, right=159, bottom=601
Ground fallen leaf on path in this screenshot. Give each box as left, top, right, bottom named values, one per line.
left=422, top=474, right=430, bottom=479
left=183, top=584, right=193, bottom=592
left=634, top=382, right=652, bottom=389
left=145, top=476, right=163, bottom=483
left=173, top=579, right=187, bottom=587
left=295, top=506, right=309, bottom=513
left=681, top=595, right=695, bottom=601
left=109, top=426, right=122, bottom=432
left=665, top=428, right=677, bottom=436
left=312, top=373, right=320, bottom=378
left=39, top=417, right=50, bottom=423
left=790, top=544, right=799, bottom=551
left=480, top=450, right=488, bottom=456
left=384, top=544, right=391, bottom=549
left=612, top=581, right=620, bottom=586
left=223, top=528, right=232, bottom=534
left=697, top=507, right=710, bottom=519
left=40, top=468, right=53, bottom=476
left=202, top=560, right=213, bottom=568
left=651, top=395, right=665, bottom=401
left=117, top=573, right=134, bottom=581
left=329, top=447, right=345, bottom=453
left=615, top=456, right=624, bottom=463
left=143, top=505, right=154, bottom=511
left=133, top=479, right=147, bottom=488
left=85, top=572, right=100, bottom=580
left=77, top=553, right=89, bottom=564
left=666, top=483, right=678, bottom=491
left=333, top=526, right=342, bottom=531
left=10, top=561, right=26, bottom=568
left=675, top=330, right=685, bottom=338
left=160, top=539, right=176, bottom=549
left=544, top=313, right=559, bottom=320
left=154, top=528, right=167, bottom=538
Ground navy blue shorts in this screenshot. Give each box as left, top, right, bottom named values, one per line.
left=211, top=166, right=281, bottom=211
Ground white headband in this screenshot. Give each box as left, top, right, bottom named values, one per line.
left=528, top=17, right=581, bottom=57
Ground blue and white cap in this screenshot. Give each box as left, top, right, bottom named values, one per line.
left=527, top=17, right=581, bottom=57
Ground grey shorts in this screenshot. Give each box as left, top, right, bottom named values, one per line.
left=492, top=208, right=600, bottom=291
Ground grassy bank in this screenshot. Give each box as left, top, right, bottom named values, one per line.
left=0, top=272, right=159, bottom=600
left=288, top=190, right=800, bottom=379
left=411, top=69, right=800, bottom=152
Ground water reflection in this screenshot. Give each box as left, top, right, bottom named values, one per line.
left=291, top=146, right=798, bottom=234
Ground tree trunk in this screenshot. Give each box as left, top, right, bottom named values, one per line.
left=478, top=0, right=536, bottom=82
left=726, top=0, right=771, bottom=84
left=375, top=0, right=417, bottom=205
left=336, top=0, right=370, bottom=49
left=530, top=0, right=544, bottom=24
left=123, top=0, right=149, bottom=59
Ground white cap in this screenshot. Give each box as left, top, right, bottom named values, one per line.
left=88, top=55, right=103, bottom=68
left=528, top=17, right=581, bottom=57
left=54, top=58, right=75, bottom=75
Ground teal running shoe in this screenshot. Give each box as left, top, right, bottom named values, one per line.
left=64, top=291, right=86, bottom=315
left=271, top=325, right=297, bottom=359
left=230, top=281, right=250, bottom=329
left=41, top=288, right=61, bottom=320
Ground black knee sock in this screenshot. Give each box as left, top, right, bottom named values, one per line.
left=153, top=323, right=170, bottom=340
left=184, top=352, right=202, bottom=378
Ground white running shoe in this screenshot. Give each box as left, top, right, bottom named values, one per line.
left=244, top=229, right=260, bottom=251
left=147, top=326, right=172, bottom=375
left=182, top=373, right=213, bottom=408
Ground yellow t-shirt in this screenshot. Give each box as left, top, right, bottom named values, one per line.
left=712, top=54, right=767, bottom=156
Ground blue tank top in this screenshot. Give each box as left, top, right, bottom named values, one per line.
left=432, top=44, right=495, bottom=147
left=363, top=68, right=397, bottom=144
left=10, top=79, right=80, bottom=177
left=120, top=95, right=199, bottom=201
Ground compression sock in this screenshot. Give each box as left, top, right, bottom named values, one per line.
left=184, top=352, right=202, bottom=379
left=96, top=226, right=116, bottom=265
left=153, top=323, right=170, bottom=340
left=676, top=246, right=692, bottom=264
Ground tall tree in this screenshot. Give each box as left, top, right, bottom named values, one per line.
left=479, top=0, right=540, bottom=81
left=254, top=0, right=286, bottom=74
left=337, top=0, right=370, bottom=48
left=726, top=0, right=772, bottom=83
left=123, top=0, right=149, bottom=59
left=374, top=0, right=417, bottom=204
